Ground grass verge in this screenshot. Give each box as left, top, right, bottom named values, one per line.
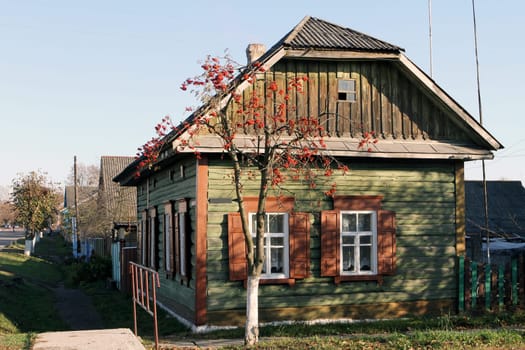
left=218, top=328, right=525, bottom=349
left=2, top=235, right=525, bottom=349
left=80, top=280, right=188, bottom=338
left=0, top=238, right=70, bottom=349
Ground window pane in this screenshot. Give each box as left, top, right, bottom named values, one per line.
left=358, top=214, right=371, bottom=231
left=342, top=235, right=354, bottom=245
left=268, top=214, right=284, bottom=233
left=270, top=237, right=284, bottom=246
left=250, top=214, right=256, bottom=234
left=360, top=235, right=371, bottom=245
left=342, top=214, right=357, bottom=232
left=338, top=79, right=355, bottom=92
left=270, top=247, right=284, bottom=273
left=360, top=246, right=371, bottom=271
left=342, top=246, right=355, bottom=271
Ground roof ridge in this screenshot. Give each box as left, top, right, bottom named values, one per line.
left=282, top=15, right=311, bottom=45
left=280, top=16, right=403, bottom=52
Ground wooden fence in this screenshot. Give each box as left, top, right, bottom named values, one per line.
left=458, top=255, right=525, bottom=312
left=111, top=242, right=137, bottom=293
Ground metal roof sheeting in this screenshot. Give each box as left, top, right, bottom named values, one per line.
left=466, top=181, right=525, bottom=238
left=172, top=135, right=494, bottom=161
left=281, top=16, right=403, bottom=52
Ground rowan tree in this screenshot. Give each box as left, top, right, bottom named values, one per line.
left=137, top=54, right=375, bottom=345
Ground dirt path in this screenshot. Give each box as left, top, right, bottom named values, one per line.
left=52, top=282, right=105, bottom=330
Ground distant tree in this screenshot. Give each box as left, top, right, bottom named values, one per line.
left=11, top=171, right=60, bottom=239
left=65, top=162, right=100, bottom=239
left=0, top=201, right=16, bottom=227
left=66, top=163, right=99, bottom=187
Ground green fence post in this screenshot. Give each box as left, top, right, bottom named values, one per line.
left=458, top=256, right=465, bottom=312
left=498, top=265, right=504, bottom=310
left=472, top=263, right=478, bottom=309
left=512, top=258, right=518, bottom=305
left=485, top=264, right=491, bottom=310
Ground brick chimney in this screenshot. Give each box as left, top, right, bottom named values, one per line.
left=246, top=43, right=266, bottom=65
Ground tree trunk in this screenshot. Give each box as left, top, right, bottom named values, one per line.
left=245, top=275, right=260, bottom=345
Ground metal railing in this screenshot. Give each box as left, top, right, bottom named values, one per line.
left=129, top=262, right=160, bottom=349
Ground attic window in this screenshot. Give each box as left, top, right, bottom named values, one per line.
left=338, top=79, right=356, bottom=102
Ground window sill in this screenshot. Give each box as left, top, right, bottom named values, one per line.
left=335, top=275, right=384, bottom=285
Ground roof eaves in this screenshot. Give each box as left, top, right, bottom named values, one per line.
left=397, top=54, right=503, bottom=151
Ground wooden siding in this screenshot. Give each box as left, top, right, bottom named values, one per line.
left=136, top=155, right=198, bottom=320
left=205, top=156, right=459, bottom=323
left=227, top=59, right=471, bottom=142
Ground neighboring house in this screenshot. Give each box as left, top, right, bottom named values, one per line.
left=465, top=180, right=525, bottom=262
left=97, top=156, right=138, bottom=245
left=114, top=17, right=502, bottom=328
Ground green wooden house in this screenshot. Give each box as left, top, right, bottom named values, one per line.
left=114, top=16, right=502, bottom=329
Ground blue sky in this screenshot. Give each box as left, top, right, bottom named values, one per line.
left=1, top=1, right=524, bottom=189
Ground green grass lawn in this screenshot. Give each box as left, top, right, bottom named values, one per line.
left=0, top=238, right=70, bottom=349
left=2, top=235, right=525, bottom=350
left=0, top=235, right=187, bottom=349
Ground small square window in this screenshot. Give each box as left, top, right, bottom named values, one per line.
left=338, top=79, right=356, bottom=102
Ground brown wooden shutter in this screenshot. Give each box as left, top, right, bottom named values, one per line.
left=289, top=212, right=310, bottom=279
left=174, top=212, right=180, bottom=276
left=163, top=202, right=175, bottom=277
left=181, top=211, right=191, bottom=279
left=152, top=214, right=159, bottom=270
left=141, top=211, right=148, bottom=265
left=168, top=212, right=175, bottom=276
left=320, top=210, right=339, bottom=277
left=227, top=212, right=247, bottom=281
left=378, top=210, right=396, bottom=275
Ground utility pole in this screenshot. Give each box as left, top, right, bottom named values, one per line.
left=74, top=156, right=80, bottom=255
left=471, top=0, right=490, bottom=264
left=428, top=0, right=433, bottom=77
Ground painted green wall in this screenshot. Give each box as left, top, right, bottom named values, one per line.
left=136, top=155, right=198, bottom=321
left=205, top=156, right=458, bottom=318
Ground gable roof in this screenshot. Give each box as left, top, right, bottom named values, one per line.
left=183, top=16, right=500, bottom=151
left=115, top=16, right=503, bottom=185
left=98, top=156, right=136, bottom=222
left=465, top=181, right=525, bottom=238
left=63, top=186, right=97, bottom=209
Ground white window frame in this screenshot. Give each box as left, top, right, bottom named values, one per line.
left=179, top=212, right=187, bottom=277
left=340, top=210, right=377, bottom=275
left=141, top=210, right=148, bottom=265
left=337, top=78, right=357, bottom=102
left=149, top=207, right=156, bottom=269
left=163, top=203, right=172, bottom=272
left=249, top=212, right=289, bottom=279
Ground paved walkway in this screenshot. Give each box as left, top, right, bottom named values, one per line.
left=52, top=283, right=104, bottom=330
left=33, top=328, right=145, bottom=350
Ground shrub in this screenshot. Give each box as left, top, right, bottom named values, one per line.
left=71, top=255, right=112, bottom=285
